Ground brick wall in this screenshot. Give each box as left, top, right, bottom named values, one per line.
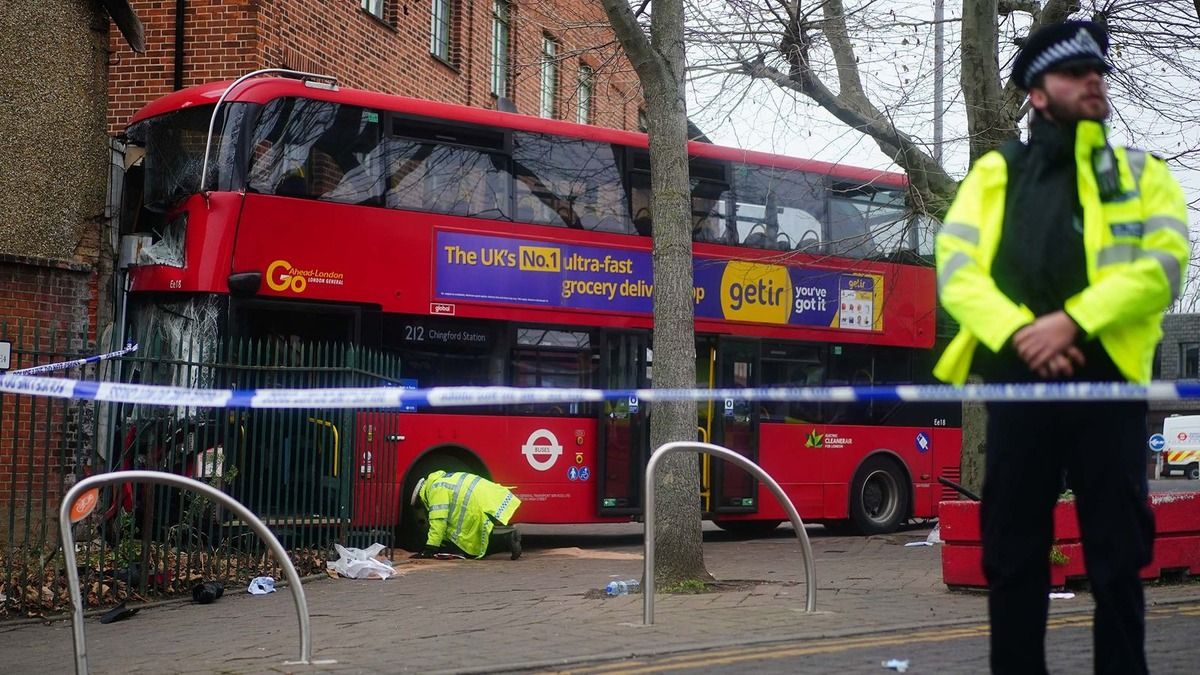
left=0, top=257, right=96, bottom=541
left=108, top=0, right=642, bottom=134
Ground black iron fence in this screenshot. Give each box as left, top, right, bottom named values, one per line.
left=0, top=321, right=402, bottom=618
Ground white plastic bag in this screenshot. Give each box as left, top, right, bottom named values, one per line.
left=326, top=543, right=396, bottom=579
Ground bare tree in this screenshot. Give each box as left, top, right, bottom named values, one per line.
left=600, top=0, right=711, bottom=586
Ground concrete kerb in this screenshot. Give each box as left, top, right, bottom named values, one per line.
left=430, top=589, right=1200, bottom=675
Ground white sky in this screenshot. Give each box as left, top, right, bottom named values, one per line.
left=682, top=3, right=1200, bottom=308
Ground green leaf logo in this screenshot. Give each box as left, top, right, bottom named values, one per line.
left=805, top=430, right=824, bottom=448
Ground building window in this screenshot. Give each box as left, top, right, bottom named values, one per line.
left=576, top=64, right=594, bottom=124
left=361, top=0, right=384, bottom=19
left=431, top=0, right=452, bottom=61
left=539, top=36, right=558, bottom=118
left=491, top=0, right=510, bottom=97
left=1183, top=343, right=1200, bottom=379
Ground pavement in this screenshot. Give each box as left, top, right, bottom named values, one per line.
left=1, top=521, right=1198, bottom=674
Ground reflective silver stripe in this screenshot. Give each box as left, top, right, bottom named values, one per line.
left=940, top=221, right=980, bottom=245
left=453, top=476, right=483, bottom=539
left=427, top=504, right=450, bottom=512
left=937, top=252, right=973, bottom=293
left=1126, top=149, right=1147, bottom=187
left=1096, top=244, right=1138, bottom=267
left=1145, top=250, right=1182, bottom=301
left=1145, top=216, right=1189, bottom=239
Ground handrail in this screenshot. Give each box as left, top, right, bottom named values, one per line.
left=643, top=442, right=816, bottom=624
left=307, top=417, right=341, bottom=477
left=58, top=471, right=320, bottom=673
left=198, top=68, right=338, bottom=196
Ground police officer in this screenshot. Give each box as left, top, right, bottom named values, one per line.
left=934, top=20, right=1191, bottom=675
left=410, top=470, right=523, bottom=560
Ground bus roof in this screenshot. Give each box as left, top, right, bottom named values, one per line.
left=129, top=77, right=908, bottom=189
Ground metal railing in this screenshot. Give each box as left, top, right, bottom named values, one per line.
left=643, top=442, right=817, bottom=624
left=59, top=471, right=323, bottom=674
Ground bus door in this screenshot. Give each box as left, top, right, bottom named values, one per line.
left=596, top=331, right=650, bottom=516
left=706, top=338, right=760, bottom=513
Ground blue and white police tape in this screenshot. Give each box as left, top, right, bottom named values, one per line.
left=0, top=372, right=1198, bottom=408
left=10, top=343, right=138, bottom=376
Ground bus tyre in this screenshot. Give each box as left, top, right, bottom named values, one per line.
left=849, top=455, right=910, bottom=535
left=397, top=453, right=476, bottom=550
left=713, top=519, right=783, bottom=538
left=1187, top=463, right=1199, bottom=481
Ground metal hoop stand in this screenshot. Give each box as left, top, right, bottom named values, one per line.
left=58, top=471, right=325, bottom=674
left=643, top=442, right=817, bottom=624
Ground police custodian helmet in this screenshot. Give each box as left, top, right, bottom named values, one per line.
left=1012, top=20, right=1112, bottom=91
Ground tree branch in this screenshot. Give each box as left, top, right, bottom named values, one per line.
left=599, top=0, right=671, bottom=87
left=998, top=0, right=1041, bottom=16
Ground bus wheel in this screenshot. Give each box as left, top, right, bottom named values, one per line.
left=1187, top=463, right=1199, bottom=480
left=850, top=456, right=909, bottom=535
left=713, top=519, right=783, bottom=538
left=396, top=452, right=479, bottom=551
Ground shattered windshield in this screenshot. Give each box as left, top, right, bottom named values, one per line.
left=127, top=103, right=249, bottom=211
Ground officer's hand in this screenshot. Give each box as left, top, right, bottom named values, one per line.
left=1013, top=312, right=1080, bottom=373
left=410, top=549, right=437, bottom=559
left=1037, top=346, right=1086, bottom=379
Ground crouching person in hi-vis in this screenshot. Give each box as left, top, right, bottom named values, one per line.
left=410, top=470, right=523, bottom=560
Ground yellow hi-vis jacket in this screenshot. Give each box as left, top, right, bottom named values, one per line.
left=419, top=470, right=521, bottom=558
left=935, top=120, right=1191, bottom=384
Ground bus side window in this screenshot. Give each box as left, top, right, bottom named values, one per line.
left=513, top=133, right=631, bottom=234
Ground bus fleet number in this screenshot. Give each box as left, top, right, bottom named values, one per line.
left=933, top=418, right=947, bottom=427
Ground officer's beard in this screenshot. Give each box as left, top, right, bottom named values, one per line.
left=1044, top=93, right=1110, bottom=124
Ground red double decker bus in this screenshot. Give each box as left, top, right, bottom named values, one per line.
left=119, top=71, right=960, bottom=540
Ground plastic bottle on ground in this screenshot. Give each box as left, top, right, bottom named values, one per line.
left=604, top=578, right=640, bottom=596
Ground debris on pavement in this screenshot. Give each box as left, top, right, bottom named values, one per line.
left=191, top=581, right=224, bottom=604
left=326, top=543, right=397, bottom=579
left=1049, top=592, right=1076, bottom=599
left=881, top=658, right=910, bottom=672
left=99, top=601, right=139, bottom=624
left=903, top=541, right=934, bottom=547
left=926, top=524, right=943, bottom=544
left=247, top=576, right=276, bottom=595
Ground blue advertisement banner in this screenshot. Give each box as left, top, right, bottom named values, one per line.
left=435, top=231, right=882, bottom=331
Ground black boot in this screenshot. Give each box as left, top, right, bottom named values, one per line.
left=510, top=528, right=522, bottom=560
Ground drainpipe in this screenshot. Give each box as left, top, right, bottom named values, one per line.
left=173, top=0, right=186, bottom=90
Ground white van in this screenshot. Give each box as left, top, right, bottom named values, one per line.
left=1161, top=415, right=1200, bottom=479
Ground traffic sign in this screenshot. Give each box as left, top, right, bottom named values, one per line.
left=1148, top=434, right=1166, bottom=452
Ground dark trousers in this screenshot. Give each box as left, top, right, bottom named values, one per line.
left=981, top=401, right=1154, bottom=675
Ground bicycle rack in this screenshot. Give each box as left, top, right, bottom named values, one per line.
left=58, top=470, right=325, bottom=674
left=643, top=442, right=817, bottom=624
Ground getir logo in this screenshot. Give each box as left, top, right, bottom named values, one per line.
left=720, top=261, right=792, bottom=324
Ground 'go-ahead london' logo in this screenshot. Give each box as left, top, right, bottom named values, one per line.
left=266, top=259, right=345, bottom=294
left=522, top=428, right=563, bottom=471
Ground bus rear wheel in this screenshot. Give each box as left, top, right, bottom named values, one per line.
left=849, top=455, right=909, bottom=535
left=713, top=519, right=783, bottom=538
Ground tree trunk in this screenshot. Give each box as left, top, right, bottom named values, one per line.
left=961, top=0, right=1019, bottom=161
left=601, top=0, right=709, bottom=586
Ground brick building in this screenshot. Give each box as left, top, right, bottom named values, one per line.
left=107, top=0, right=644, bottom=135
left=1150, top=313, right=1200, bottom=433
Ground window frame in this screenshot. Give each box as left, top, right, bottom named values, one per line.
left=361, top=0, right=385, bottom=20
left=1182, top=342, right=1200, bottom=379
left=430, top=0, right=452, bottom=62
left=539, top=35, right=559, bottom=118
left=576, top=63, right=594, bottom=125
left=491, top=0, right=511, bottom=98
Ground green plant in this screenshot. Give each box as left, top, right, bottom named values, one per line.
left=662, top=578, right=708, bottom=594
left=1049, top=545, right=1070, bottom=566
left=114, top=511, right=141, bottom=568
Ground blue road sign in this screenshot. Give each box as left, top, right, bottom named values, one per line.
left=1149, top=434, right=1166, bottom=452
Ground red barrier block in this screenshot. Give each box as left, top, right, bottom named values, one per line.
left=940, top=492, right=1200, bottom=589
